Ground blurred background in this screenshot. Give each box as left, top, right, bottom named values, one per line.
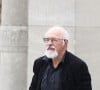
left=0, top=0, right=100, bottom=90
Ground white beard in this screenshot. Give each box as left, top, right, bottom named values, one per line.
left=45, top=46, right=58, bottom=59
left=45, top=50, right=58, bottom=59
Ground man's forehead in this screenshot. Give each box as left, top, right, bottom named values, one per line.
left=45, top=30, right=63, bottom=38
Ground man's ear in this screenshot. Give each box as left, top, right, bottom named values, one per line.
left=64, top=40, right=68, bottom=46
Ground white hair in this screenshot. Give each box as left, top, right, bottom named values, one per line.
left=63, top=28, right=70, bottom=40
left=45, top=26, right=70, bottom=40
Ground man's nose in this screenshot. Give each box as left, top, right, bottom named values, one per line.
left=47, top=39, right=53, bottom=44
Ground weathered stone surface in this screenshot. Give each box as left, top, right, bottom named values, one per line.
left=0, top=26, right=28, bottom=52
left=29, top=0, right=75, bottom=26
left=75, top=0, right=100, bottom=26
left=0, top=52, right=27, bottom=90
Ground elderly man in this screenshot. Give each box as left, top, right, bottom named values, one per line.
left=29, top=26, right=92, bottom=90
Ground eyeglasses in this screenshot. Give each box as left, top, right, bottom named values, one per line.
left=43, top=38, right=65, bottom=43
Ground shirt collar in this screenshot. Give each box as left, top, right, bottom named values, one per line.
left=43, top=51, right=66, bottom=64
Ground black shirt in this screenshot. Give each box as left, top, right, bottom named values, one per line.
left=41, top=58, right=64, bottom=90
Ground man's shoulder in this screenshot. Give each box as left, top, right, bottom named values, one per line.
left=67, top=52, right=87, bottom=67
left=65, top=52, right=89, bottom=75
left=34, top=56, right=48, bottom=65
left=33, top=56, right=48, bottom=73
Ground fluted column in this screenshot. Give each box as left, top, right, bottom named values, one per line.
left=0, top=0, right=28, bottom=90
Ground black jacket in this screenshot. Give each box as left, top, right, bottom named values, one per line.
left=29, top=51, right=92, bottom=90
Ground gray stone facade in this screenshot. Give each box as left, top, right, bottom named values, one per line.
left=0, top=0, right=100, bottom=90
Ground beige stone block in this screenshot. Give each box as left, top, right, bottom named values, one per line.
left=0, top=26, right=28, bottom=52
left=76, top=0, right=100, bottom=26
left=2, top=0, right=27, bottom=25
left=75, top=27, right=100, bottom=54
left=0, top=52, right=27, bottom=90
left=29, top=0, right=75, bottom=26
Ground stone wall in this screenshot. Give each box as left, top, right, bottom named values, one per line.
left=0, top=0, right=100, bottom=90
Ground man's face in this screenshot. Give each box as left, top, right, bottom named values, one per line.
left=43, top=31, right=67, bottom=58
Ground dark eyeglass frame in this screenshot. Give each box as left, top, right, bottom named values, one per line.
left=43, top=38, right=65, bottom=43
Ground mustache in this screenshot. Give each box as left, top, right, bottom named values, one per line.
left=46, top=46, right=55, bottom=50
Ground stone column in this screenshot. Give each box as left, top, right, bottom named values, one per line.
left=0, top=0, right=28, bottom=90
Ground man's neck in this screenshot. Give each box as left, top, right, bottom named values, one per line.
left=52, top=51, right=65, bottom=68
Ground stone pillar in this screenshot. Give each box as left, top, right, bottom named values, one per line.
left=0, top=0, right=28, bottom=90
